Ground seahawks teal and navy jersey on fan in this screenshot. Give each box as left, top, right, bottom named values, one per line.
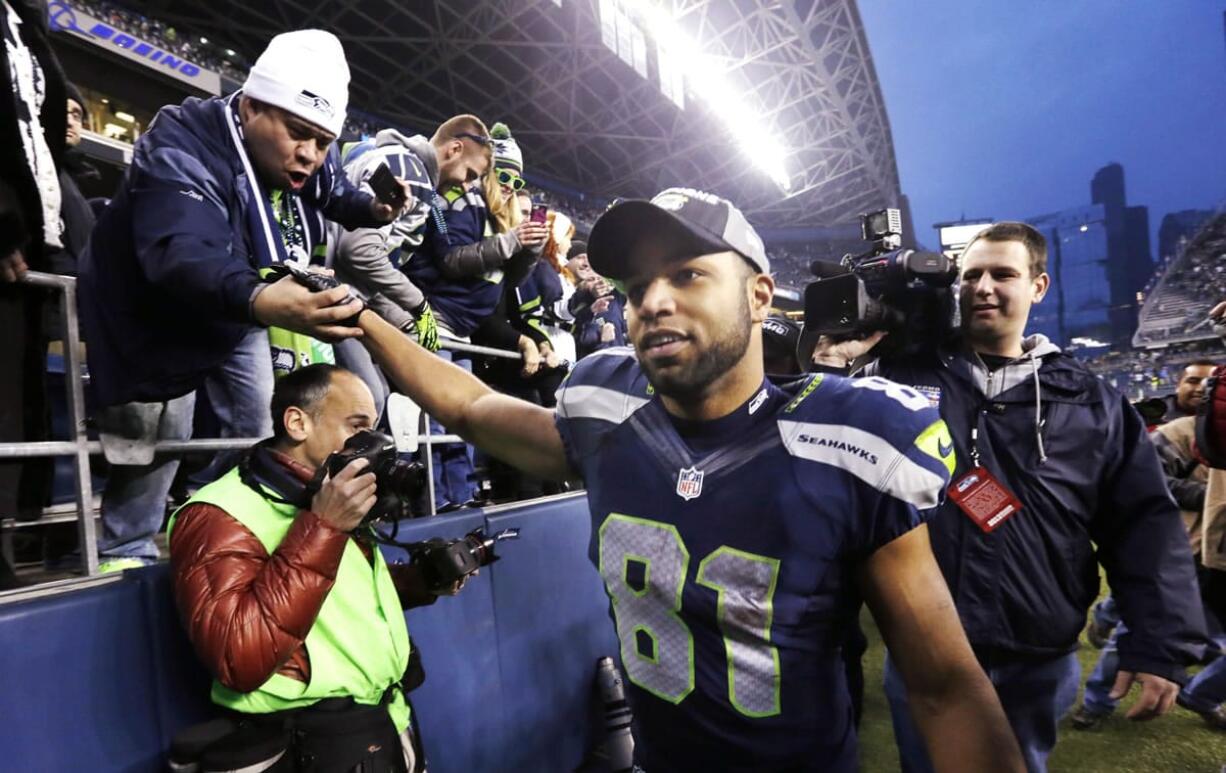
left=554, top=348, right=956, bottom=773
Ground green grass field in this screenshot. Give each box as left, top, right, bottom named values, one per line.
left=855, top=608, right=1226, bottom=772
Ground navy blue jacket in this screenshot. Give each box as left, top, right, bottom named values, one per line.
left=873, top=339, right=1206, bottom=681
left=79, top=94, right=379, bottom=406
left=405, top=186, right=504, bottom=337
left=570, top=285, right=627, bottom=359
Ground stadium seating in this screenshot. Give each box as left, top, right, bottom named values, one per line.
left=0, top=494, right=618, bottom=773
left=1134, top=211, right=1226, bottom=347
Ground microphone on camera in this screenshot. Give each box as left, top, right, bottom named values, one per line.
left=809, top=260, right=850, bottom=279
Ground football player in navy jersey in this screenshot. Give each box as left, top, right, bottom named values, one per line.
left=356, top=188, right=1024, bottom=772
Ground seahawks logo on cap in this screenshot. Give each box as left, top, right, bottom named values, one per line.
left=652, top=187, right=723, bottom=212
left=652, top=191, right=689, bottom=212
left=295, top=90, right=335, bottom=118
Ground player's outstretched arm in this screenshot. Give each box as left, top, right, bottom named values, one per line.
left=860, top=525, right=1025, bottom=773
left=357, top=309, right=573, bottom=481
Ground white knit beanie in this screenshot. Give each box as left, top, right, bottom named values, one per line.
left=490, top=122, right=523, bottom=174
left=243, top=30, right=349, bottom=136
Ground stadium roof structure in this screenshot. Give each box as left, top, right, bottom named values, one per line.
left=130, top=0, right=902, bottom=228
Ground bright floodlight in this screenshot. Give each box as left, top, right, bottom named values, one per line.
left=619, top=0, right=792, bottom=191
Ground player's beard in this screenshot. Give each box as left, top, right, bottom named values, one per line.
left=639, top=290, right=752, bottom=403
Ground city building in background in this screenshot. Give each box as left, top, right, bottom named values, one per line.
left=958, top=162, right=1150, bottom=352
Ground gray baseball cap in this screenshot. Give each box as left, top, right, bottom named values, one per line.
left=588, top=187, right=769, bottom=280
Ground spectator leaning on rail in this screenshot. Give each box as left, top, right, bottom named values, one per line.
left=567, top=248, right=627, bottom=359
left=327, top=114, right=494, bottom=414
left=811, top=221, right=1207, bottom=772
left=78, top=30, right=406, bottom=570
left=404, top=121, right=547, bottom=512
left=0, top=0, right=69, bottom=587
left=168, top=364, right=466, bottom=772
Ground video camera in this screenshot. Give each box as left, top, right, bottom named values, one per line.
left=407, top=528, right=521, bottom=594
left=803, top=208, right=958, bottom=355
left=311, top=429, right=427, bottom=524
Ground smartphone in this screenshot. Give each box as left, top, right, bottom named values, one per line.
left=368, top=163, right=406, bottom=209
left=530, top=204, right=548, bottom=224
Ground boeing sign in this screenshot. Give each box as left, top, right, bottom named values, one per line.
left=48, top=1, right=222, bottom=95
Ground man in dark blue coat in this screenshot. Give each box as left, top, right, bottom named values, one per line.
left=78, top=30, right=405, bottom=569
left=813, top=221, right=1206, bottom=772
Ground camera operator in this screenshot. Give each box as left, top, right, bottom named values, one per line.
left=811, top=221, right=1206, bottom=772
left=167, top=364, right=464, bottom=772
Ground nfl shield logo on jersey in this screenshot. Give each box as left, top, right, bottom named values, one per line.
left=676, top=466, right=704, bottom=500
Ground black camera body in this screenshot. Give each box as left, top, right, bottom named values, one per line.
left=316, top=430, right=426, bottom=524
left=804, top=208, right=958, bottom=355
left=409, top=528, right=520, bottom=593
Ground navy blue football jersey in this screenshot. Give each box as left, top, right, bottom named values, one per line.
left=554, top=348, right=955, bottom=772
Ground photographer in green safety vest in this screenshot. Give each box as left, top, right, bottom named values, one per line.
left=168, top=364, right=467, bottom=772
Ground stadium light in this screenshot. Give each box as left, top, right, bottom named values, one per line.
left=616, top=0, right=792, bottom=191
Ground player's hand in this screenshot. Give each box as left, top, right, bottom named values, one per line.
left=600, top=321, right=616, bottom=343
left=1211, top=301, right=1226, bottom=324
left=1109, top=671, right=1179, bottom=720
left=311, top=458, right=377, bottom=533
left=253, top=275, right=364, bottom=342
left=370, top=177, right=412, bottom=223
left=0, top=249, right=29, bottom=283
left=810, top=330, right=888, bottom=369
left=591, top=295, right=612, bottom=315
left=518, top=336, right=541, bottom=377
left=514, top=221, right=549, bottom=248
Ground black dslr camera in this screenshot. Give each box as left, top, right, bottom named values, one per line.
left=804, top=209, right=958, bottom=355
left=408, top=528, right=520, bottom=593
left=313, top=429, right=426, bottom=523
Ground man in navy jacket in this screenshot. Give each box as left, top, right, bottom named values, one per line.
left=813, top=221, right=1206, bottom=772
left=78, top=30, right=405, bottom=569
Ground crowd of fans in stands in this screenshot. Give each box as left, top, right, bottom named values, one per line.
left=1135, top=212, right=1226, bottom=344
left=76, top=0, right=250, bottom=80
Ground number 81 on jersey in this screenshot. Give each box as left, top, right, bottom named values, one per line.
left=598, top=514, right=782, bottom=718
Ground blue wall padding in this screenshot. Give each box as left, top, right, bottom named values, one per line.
left=0, top=494, right=616, bottom=772
left=482, top=501, right=619, bottom=771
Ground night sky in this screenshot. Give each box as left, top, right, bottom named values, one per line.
left=857, top=1, right=1226, bottom=253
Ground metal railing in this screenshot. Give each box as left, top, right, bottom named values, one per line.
left=0, top=272, right=523, bottom=579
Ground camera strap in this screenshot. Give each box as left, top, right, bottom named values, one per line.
left=237, top=441, right=312, bottom=511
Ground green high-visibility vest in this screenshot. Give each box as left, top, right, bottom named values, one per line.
left=168, top=467, right=411, bottom=731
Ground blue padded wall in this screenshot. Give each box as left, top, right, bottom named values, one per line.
left=482, top=499, right=619, bottom=771
left=381, top=509, right=506, bottom=773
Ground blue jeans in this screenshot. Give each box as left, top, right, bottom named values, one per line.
left=98, top=328, right=275, bottom=560
left=1082, top=624, right=1127, bottom=716
left=1092, top=595, right=1120, bottom=630
left=191, top=327, right=276, bottom=486
left=333, top=338, right=389, bottom=423
left=97, top=392, right=195, bottom=561
left=1180, top=655, right=1226, bottom=713
left=884, top=649, right=1080, bottom=773
left=429, top=347, right=476, bottom=508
